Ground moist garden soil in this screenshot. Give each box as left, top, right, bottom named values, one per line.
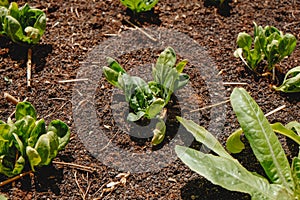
left=0, top=0, right=300, bottom=199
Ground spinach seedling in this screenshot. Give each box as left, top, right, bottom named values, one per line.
left=120, top=0, right=159, bottom=13
left=234, top=22, right=297, bottom=80
left=273, top=66, right=300, bottom=93
left=103, top=47, right=189, bottom=145
left=0, top=102, right=70, bottom=177
left=0, top=2, right=47, bottom=87
left=176, top=88, right=300, bottom=199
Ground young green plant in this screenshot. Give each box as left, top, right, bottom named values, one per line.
left=234, top=22, right=297, bottom=81
left=176, top=88, right=300, bottom=199
left=103, top=47, right=189, bottom=145
left=0, top=2, right=46, bottom=87
left=0, top=102, right=70, bottom=177
left=120, top=0, right=159, bottom=13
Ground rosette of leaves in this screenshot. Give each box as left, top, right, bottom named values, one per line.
left=273, top=66, right=300, bottom=93
left=0, top=2, right=46, bottom=44
left=0, top=102, right=70, bottom=177
left=120, top=0, right=159, bottom=13
left=234, top=22, right=297, bottom=79
left=176, top=88, right=300, bottom=199
left=103, top=47, right=189, bottom=145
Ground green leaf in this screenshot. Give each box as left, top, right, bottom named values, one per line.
left=278, top=34, right=297, bottom=59
left=274, top=66, right=300, bottom=93
left=174, top=73, right=189, bottom=91
left=175, top=59, right=188, bottom=73
left=47, top=120, right=70, bottom=151
left=236, top=32, right=252, bottom=50
left=127, top=111, right=145, bottom=122
left=120, top=0, right=159, bottom=13
left=271, top=122, right=300, bottom=145
left=14, top=115, right=36, bottom=143
left=103, top=66, right=122, bottom=88
left=15, top=102, right=37, bottom=121
left=286, top=121, right=300, bottom=135
left=292, top=157, right=300, bottom=196
left=0, top=124, right=14, bottom=155
left=151, top=119, right=166, bottom=145
left=35, top=131, right=59, bottom=166
left=145, top=98, right=164, bottom=119
left=26, top=146, right=41, bottom=171
left=226, top=128, right=244, bottom=153
left=230, top=88, right=294, bottom=192
left=27, top=119, right=46, bottom=147
left=12, top=133, right=24, bottom=156
left=0, top=0, right=8, bottom=7
left=175, top=146, right=290, bottom=199
left=234, top=48, right=250, bottom=68
left=176, top=116, right=232, bottom=159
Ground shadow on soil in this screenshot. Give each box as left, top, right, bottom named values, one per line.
left=0, top=36, right=52, bottom=72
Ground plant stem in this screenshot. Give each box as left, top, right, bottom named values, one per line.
left=4, top=92, right=19, bottom=105
left=27, top=48, right=32, bottom=88
left=0, top=171, right=33, bottom=187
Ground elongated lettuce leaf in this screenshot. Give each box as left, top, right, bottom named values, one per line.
left=230, top=88, right=294, bottom=192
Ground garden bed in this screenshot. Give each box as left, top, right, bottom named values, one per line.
left=0, top=0, right=299, bottom=199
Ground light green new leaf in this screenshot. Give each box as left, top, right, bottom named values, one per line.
left=272, top=122, right=300, bottom=145
left=175, top=146, right=291, bottom=200
left=146, top=98, right=164, bottom=119
left=176, top=116, right=232, bottom=159
left=231, top=88, right=294, bottom=192
left=120, top=0, right=159, bottom=13
left=151, top=119, right=166, bottom=145
left=175, top=59, right=188, bottom=73
left=226, top=128, right=244, bottom=153
left=127, top=111, right=145, bottom=122
left=286, top=121, right=300, bottom=135
left=26, top=146, right=41, bottom=171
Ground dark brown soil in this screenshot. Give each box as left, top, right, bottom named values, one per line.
left=0, top=0, right=300, bottom=199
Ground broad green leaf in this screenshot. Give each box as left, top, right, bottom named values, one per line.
left=103, top=66, right=122, bottom=88
left=231, top=88, right=294, bottom=192
left=106, top=57, right=126, bottom=74
left=151, top=119, right=166, bottom=145
left=12, top=133, right=24, bottom=156
left=236, top=32, right=252, bottom=50
left=11, top=155, right=25, bottom=176
left=27, top=119, right=46, bottom=147
left=48, top=120, right=70, bottom=151
left=146, top=98, right=164, bottom=119
left=14, top=115, right=36, bottom=142
left=127, top=111, right=145, bottom=122
left=176, top=116, right=232, bottom=159
left=292, top=157, right=300, bottom=196
left=175, top=59, right=188, bottom=73
left=15, top=102, right=37, bottom=121
left=35, top=131, right=59, bottom=166
left=0, top=124, right=13, bottom=155
left=279, top=34, right=297, bottom=58
left=26, top=146, right=41, bottom=171
left=174, top=73, right=189, bottom=91
left=226, top=128, right=244, bottom=153
left=0, top=0, right=8, bottom=7
left=175, top=146, right=290, bottom=200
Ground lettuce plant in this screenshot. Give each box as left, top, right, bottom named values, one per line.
left=234, top=22, right=297, bottom=79
left=103, top=47, right=189, bottom=145
left=273, top=66, right=300, bottom=93
left=0, top=2, right=46, bottom=45
left=176, top=88, right=300, bottom=199
left=0, top=102, right=70, bottom=177
left=120, top=0, right=159, bottom=13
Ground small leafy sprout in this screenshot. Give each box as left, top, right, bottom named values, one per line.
left=120, top=0, right=159, bottom=13
left=273, top=66, right=300, bottom=93
left=234, top=22, right=297, bottom=80
left=0, top=102, right=70, bottom=177
left=176, top=88, right=300, bottom=199
left=103, top=47, right=189, bottom=145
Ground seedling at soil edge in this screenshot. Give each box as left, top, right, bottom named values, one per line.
left=120, top=0, right=159, bottom=13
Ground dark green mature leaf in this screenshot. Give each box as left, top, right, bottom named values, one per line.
left=231, top=88, right=294, bottom=191
left=15, top=102, right=36, bottom=121
left=175, top=146, right=291, bottom=200
left=48, top=120, right=70, bottom=151
left=274, top=66, right=300, bottom=93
